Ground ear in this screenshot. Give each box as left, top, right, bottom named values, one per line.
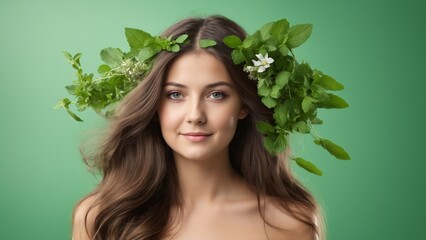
left=238, top=106, right=249, bottom=119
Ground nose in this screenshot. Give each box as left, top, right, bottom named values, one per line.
left=185, top=98, right=207, bottom=125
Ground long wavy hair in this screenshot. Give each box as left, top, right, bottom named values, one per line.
left=76, top=15, right=325, bottom=240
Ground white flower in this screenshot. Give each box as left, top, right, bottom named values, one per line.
left=243, top=65, right=255, bottom=72
left=252, top=53, right=274, bottom=73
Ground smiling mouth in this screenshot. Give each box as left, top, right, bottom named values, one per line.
left=181, top=133, right=212, bottom=142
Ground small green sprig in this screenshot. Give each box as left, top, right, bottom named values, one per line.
left=222, top=19, right=351, bottom=175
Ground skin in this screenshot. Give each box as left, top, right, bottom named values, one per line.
left=72, top=50, right=314, bottom=240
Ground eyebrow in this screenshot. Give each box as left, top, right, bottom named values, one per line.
left=163, top=81, right=234, bottom=89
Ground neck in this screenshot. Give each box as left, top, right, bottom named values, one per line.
left=172, top=149, right=246, bottom=208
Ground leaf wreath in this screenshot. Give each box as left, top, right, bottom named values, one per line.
left=56, top=19, right=351, bottom=175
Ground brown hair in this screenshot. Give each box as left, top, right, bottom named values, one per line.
left=76, top=15, right=325, bottom=240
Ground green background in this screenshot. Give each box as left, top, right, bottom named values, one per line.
left=1, top=0, right=425, bottom=239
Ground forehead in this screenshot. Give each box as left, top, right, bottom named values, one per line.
left=165, top=51, right=233, bottom=86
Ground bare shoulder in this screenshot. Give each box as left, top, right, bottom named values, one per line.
left=264, top=197, right=316, bottom=240
left=72, top=194, right=99, bottom=240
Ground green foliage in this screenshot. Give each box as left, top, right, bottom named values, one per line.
left=57, top=18, right=351, bottom=176
left=199, top=39, right=217, bottom=48
left=56, top=30, right=189, bottom=121
left=230, top=18, right=351, bottom=175
left=314, top=138, right=351, bottom=160
left=293, top=157, right=323, bottom=176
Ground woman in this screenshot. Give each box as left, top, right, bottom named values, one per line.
left=72, top=15, right=324, bottom=240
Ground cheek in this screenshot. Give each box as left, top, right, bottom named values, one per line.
left=157, top=105, right=175, bottom=130
left=211, top=106, right=240, bottom=130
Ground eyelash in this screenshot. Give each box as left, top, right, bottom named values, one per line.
left=166, top=91, right=227, bottom=101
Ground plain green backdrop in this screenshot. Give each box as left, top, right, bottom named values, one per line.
left=1, top=0, right=425, bottom=239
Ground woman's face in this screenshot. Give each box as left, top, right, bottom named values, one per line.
left=158, top=51, right=248, bottom=162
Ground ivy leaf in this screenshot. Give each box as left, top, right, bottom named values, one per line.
left=293, top=157, right=323, bottom=176
left=100, top=48, right=123, bottom=67
left=223, top=35, right=242, bottom=48
left=125, top=28, right=152, bottom=49
left=261, top=96, right=277, bottom=108
left=313, top=74, right=344, bottom=90
left=320, top=94, right=349, bottom=109
left=314, top=138, right=351, bottom=160
left=199, top=39, right=217, bottom=48
left=256, top=121, right=275, bottom=134
left=175, top=34, right=188, bottom=44
left=287, top=24, right=313, bottom=48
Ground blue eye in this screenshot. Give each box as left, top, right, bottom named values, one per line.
left=168, top=92, right=183, bottom=99
left=209, top=92, right=226, bottom=100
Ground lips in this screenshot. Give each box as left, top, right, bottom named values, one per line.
left=181, top=132, right=212, bottom=142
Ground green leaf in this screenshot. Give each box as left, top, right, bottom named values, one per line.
left=293, top=121, right=310, bottom=133
left=175, top=34, right=188, bottom=44
left=261, top=96, right=277, bottom=108
left=264, top=135, right=276, bottom=155
left=125, top=28, right=152, bottom=49
left=310, top=117, right=323, bottom=125
left=65, top=85, right=76, bottom=95
left=54, top=98, right=71, bottom=109
left=66, top=109, right=83, bottom=122
left=171, top=44, right=180, bottom=52
left=287, top=24, right=313, bottom=48
left=256, top=121, right=275, bottom=134
left=275, top=71, right=290, bottom=88
left=279, top=45, right=289, bottom=56
left=313, top=74, right=344, bottom=90
left=63, top=51, right=73, bottom=61
left=273, top=102, right=288, bottom=126
left=302, top=96, right=317, bottom=112
left=100, top=48, right=123, bottom=67
left=223, top=35, right=242, bottom=48
left=321, top=94, right=349, bottom=109
left=242, top=37, right=254, bottom=48
left=293, top=157, right=323, bottom=176
left=266, top=45, right=277, bottom=51
left=270, top=19, right=290, bottom=41
left=314, top=138, right=351, bottom=160
left=137, top=47, right=157, bottom=62
left=98, top=64, right=111, bottom=74
left=273, top=133, right=287, bottom=153
left=259, top=21, right=273, bottom=40
left=231, top=49, right=245, bottom=65
left=199, top=39, right=217, bottom=48
left=270, top=85, right=281, bottom=98
left=257, top=83, right=271, bottom=97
